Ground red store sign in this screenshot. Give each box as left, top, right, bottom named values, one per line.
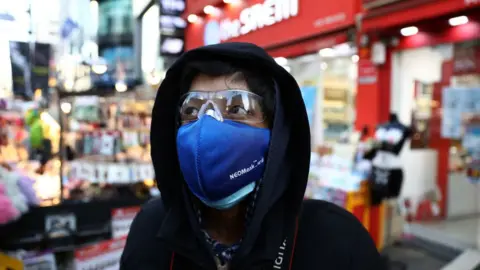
left=186, top=0, right=356, bottom=50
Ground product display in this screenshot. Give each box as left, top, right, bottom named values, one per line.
left=61, top=96, right=156, bottom=201
left=442, top=88, right=480, bottom=139
left=306, top=137, right=371, bottom=204
left=369, top=114, right=411, bottom=205
left=0, top=99, right=60, bottom=226
left=0, top=162, right=41, bottom=224
left=322, top=61, right=356, bottom=142
left=462, top=114, right=480, bottom=184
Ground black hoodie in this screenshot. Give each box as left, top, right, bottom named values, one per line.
left=120, top=43, right=384, bottom=270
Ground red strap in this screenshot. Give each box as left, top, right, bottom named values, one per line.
left=288, top=218, right=299, bottom=270
left=170, top=252, right=175, bottom=270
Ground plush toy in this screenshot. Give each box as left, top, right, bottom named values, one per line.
left=0, top=167, right=29, bottom=214
left=0, top=183, right=20, bottom=224
left=17, top=175, right=40, bottom=206
left=24, top=109, right=44, bottom=150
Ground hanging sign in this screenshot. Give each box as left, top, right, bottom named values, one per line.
left=358, top=59, right=378, bottom=85
left=159, top=0, right=185, bottom=56
left=159, top=0, right=186, bottom=16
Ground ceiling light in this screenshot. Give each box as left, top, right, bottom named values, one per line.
left=91, top=63, right=107, bottom=74
left=400, top=26, right=418, bottom=37
left=187, top=14, right=199, bottom=23
left=449, top=16, right=468, bottom=26
left=61, top=102, right=72, bottom=114
left=351, top=55, right=359, bottom=63
left=64, top=80, right=74, bottom=90
left=321, top=62, right=328, bottom=70
left=223, top=0, right=239, bottom=3
left=319, top=48, right=335, bottom=57
left=115, top=81, right=128, bottom=92
left=203, top=5, right=218, bottom=15
left=274, top=57, right=288, bottom=66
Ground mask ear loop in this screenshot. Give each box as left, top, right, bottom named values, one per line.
left=197, top=100, right=224, bottom=122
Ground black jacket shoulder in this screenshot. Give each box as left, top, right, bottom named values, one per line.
left=294, top=199, right=384, bottom=269
left=121, top=198, right=385, bottom=270
left=120, top=198, right=172, bottom=270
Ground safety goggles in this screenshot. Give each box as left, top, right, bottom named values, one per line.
left=179, top=90, right=265, bottom=124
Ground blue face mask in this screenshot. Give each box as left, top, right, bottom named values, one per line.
left=176, top=115, right=270, bottom=210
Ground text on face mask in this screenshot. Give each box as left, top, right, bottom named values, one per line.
left=230, top=158, right=265, bottom=180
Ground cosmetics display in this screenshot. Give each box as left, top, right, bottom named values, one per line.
left=60, top=95, right=156, bottom=201
left=0, top=99, right=61, bottom=223
left=305, top=132, right=374, bottom=207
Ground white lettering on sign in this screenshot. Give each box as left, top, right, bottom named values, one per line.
left=219, top=0, right=298, bottom=41
left=313, top=12, right=346, bottom=28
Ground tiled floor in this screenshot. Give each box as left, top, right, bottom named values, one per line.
left=442, top=250, right=480, bottom=270
left=382, top=245, right=449, bottom=270
left=413, top=216, right=480, bottom=250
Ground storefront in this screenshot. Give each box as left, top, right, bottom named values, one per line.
left=359, top=0, right=480, bottom=251
left=278, top=43, right=358, bottom=144
left=185, top=0, right=360, bottom=145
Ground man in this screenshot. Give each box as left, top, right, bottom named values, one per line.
left=121, top=42, right=384, bottom=269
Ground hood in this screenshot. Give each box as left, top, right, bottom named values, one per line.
left=151, top=42, right=311, bottom=267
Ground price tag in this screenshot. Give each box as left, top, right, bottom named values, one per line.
left=107, top=164, right=131, bottom=184
left=82, top=162, right=96, bottom=183
left=96, top=163, right=109, bottom=183
left=111, top=207, right=140, bottom=239
left=45, top=213, right=76, bottom=239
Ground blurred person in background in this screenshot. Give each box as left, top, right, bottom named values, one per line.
left=121, top=43, right=383, bottom=269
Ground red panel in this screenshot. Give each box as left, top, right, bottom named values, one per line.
left=362, top=0, right=480, bottom=32
left=425, top=61, right=453, bottom=219
left=352, top=205, right=366, bottom=223
left=355, top=45, right=391, bottom=135
left=397, top=20, right=480, bottom=50
left=268, top=32, right=349, bottom=58
left=185, top=0, right=356, bottom=50
left=368, top=205, right=381, bottom=247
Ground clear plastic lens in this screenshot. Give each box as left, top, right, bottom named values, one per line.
left=179, top=90, right=265, bottom=123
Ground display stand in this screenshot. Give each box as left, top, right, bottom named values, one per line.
left=0, top=87, right=152, bottom=259
left=58, top=92, right=155, bottom=202
left=307, top=139, right=389, bottom=250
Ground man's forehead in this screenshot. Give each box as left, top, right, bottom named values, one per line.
left=189, top=73, right=249, bottom=92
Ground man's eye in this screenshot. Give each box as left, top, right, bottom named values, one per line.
left=184, top=107, right=199, bottom=116
left=228, top=105, right=248, bottom=115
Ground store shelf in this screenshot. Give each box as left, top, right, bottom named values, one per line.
left=0, top=197, right=147, bottom=251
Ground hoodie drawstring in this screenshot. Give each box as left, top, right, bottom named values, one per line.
left=169, top=218, right=299, bottom=270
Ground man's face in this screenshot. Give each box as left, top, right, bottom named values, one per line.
left=183, top=73, right=269, bottom=129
